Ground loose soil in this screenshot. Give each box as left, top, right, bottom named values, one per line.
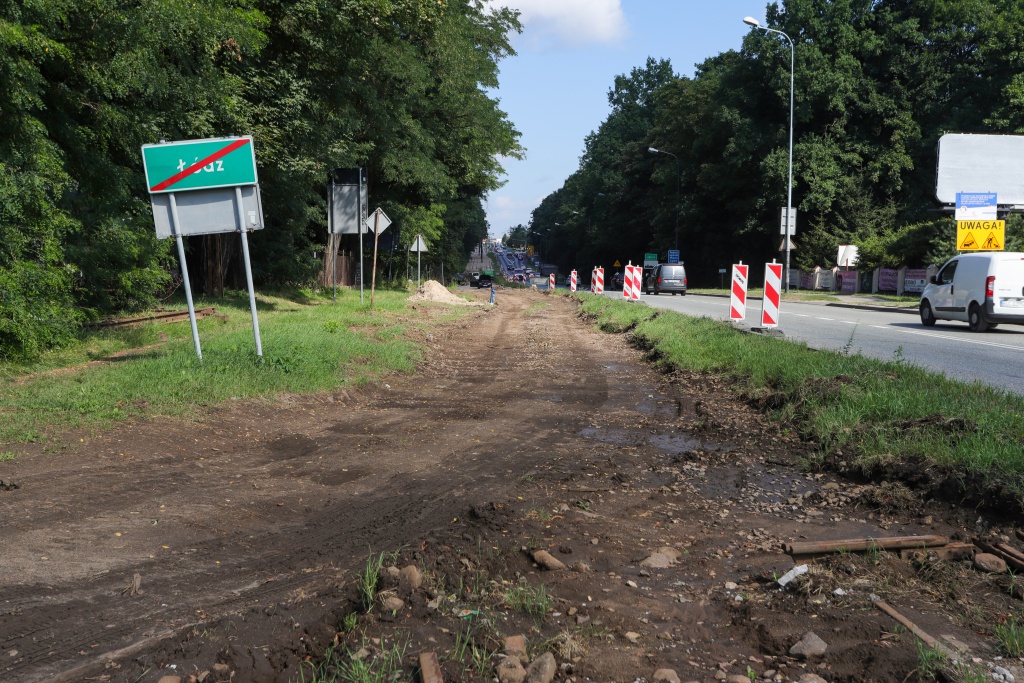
left=1, top=289, right=1021, bottom=683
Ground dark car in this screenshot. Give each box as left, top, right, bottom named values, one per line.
left=611, top=272, right=624, bottom=290
left=478, top=274, right=493, bottom=289
left=452, top=273, right=468, bottom=286
left=644, top=264, right=687, bottom=295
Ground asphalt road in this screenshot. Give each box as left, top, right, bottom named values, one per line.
left=616, top=291, right=1024, bottom=395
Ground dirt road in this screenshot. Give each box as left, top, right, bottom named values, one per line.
left=1, top=289, right=1020, bottom=683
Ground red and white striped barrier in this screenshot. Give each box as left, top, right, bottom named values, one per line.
left=570, top=270, right=577, bottom=292
left=622, top=264, right=641, bottom=300
left=549, top=273, right=555, bottom=290
left=730, top=263, right=748, bottom=321
left=760, top=261, right=783, bottom=327
left=593, top=267, right=604, bottom=294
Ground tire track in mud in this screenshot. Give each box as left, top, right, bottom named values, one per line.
left=1, top=291, right=621, bottom=682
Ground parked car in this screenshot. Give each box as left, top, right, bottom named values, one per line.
left=452, top=273, right=468, bottom=285
left=919, top=252, right=1024, bottom=331
left=644, top=264, right=687, bottom=295
left=469, top=271, right=481, bottom=287
left=478, top=273, right=493, bottom=289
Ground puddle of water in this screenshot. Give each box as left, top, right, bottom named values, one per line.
left=580, top=426, right=730, bottom=455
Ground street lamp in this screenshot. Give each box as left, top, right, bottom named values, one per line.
left=743, top=15, right=795, bottom=293
left=648, top=147, right=680, bottom=254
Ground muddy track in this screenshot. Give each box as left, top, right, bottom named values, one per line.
left=6, top=289, right=1019, bottom=683
left=0, top=291, right=623, bottom=682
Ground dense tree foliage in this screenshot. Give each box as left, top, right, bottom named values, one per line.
left=532, top=0, right=1024, bottom=286
left=0, top=0, right=520, bottom=359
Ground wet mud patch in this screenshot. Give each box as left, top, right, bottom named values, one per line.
left=263, top=433, right=319, bottom=461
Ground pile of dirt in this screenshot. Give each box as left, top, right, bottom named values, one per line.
left=408, top=279, right=482, bottom=305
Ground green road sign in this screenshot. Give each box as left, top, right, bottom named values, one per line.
left=142, top=136, right=258, bottom=194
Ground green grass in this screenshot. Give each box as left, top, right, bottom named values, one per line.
left=995, top=617, right=1024, bottom=657
left=579, top=296, right=1024, bottom=503
left=502, top=580, right=551, bottom=619
left=299, top=637, right=410, bottom=683
left=357, top=549, right=400, bottom=612
left=0, top=288, right=467, bottom=446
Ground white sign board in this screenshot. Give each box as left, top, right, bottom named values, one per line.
left=150, top=185, right=264, bottom=239
left=409, top=235, right=428, bottom=252
left=937, top=134, right=1024, bottom=205
left=955, top=192, right=997, bottom=220
left=836, top=244, right=859, bottom=268
left=365, top=207, right=392, bottom=233
left=779, top=207, right=797, bottom=235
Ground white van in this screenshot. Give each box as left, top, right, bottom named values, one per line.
left=919, top=252, right=1024, bottom=331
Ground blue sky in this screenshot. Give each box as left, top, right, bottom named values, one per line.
left=484, top=0, right=773, bottom=238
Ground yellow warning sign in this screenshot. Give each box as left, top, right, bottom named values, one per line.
left=957, top=220, right=1005, bottom=251
left=613, top=259, right=622, bottom=267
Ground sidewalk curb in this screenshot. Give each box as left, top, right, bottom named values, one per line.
left=687, top=292, right=918, bottom=315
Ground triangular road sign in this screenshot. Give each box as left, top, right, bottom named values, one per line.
left=982, top=231, right=1002, bottom=249
left=959, top=232, right=978, bottom=250
left=409, top=235, right=428, bottom=252
left=613, top=259, right=621, bottom=267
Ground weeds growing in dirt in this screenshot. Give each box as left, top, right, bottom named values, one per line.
left=944, top=660, right=991, bottom=683
left=448, top=622, right=494, bottom=679
left=300, top=637, right=410, bottom=683
left=0, top=451, right=13, bottom=461
left=356, top=550, right=399, bottom=612
left=913, top=639, right=948, bottom=680
left=341, top=612, right=358, bottom=633
left=524, top=508, right=553, bottom=521
left=995, top=616, right=1024, bottom=657
left=502, top=580, right=551, bottom=618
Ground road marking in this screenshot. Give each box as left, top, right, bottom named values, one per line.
left=871, top=325, right=1024, bottom=351
left=816, top=317, right=834, bottom=321
left=837, top=320, right=857, bottom=324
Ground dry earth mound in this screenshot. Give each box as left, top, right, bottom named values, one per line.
left=407, top=279, right=481, bottom=305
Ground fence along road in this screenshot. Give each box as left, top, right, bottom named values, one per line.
left=620, top=291, right=1024, bottom=395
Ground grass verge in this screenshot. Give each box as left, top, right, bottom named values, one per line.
left=0, top=287, right=471, bottom=446
left=578, top=295, right=1024, bottom=509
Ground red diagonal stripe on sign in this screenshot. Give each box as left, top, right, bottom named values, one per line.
left=150, top=138, right=251, bottom=192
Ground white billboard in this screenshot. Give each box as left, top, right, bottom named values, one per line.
left=936, top=133, right=1024, bottom=206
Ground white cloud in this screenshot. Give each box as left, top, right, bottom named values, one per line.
left=489, top=0, right=627, bottom=47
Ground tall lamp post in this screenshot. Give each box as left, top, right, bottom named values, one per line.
left=743, top=15, right=795, bottom=293
left=648, top=148, right=680, bottom=254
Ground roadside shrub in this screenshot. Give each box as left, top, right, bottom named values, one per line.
left=0, top=262, right=83, bottom=360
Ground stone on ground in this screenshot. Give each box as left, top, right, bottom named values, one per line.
left=975, top=552, right=1008, bottom=573
left=525, top=652, right=557, bottom=683
left=652, top=669, right=681, bottom=683
left=497, top=656, right=527, bottom=683
left=504, top=634, right=528, bottom=663
left=790, top=631, right=828, bottom=658
left=531, top=549, right=566, bottom=571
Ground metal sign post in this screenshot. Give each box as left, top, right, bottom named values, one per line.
left=328, top=174, right=336, bottom=303
left=366, top=208, right=392, bottom=307
left=235, top=186, right=263, bottom=358
left=409, top=235, right=428, bottom=286
left=168, top=193, right=202, bottom=360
